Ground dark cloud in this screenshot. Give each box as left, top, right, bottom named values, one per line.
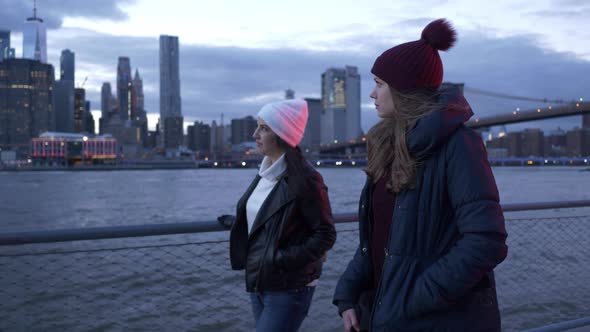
left=42, top=26, right=590, bottom=134
left=0, top=0, right=134, bottom=31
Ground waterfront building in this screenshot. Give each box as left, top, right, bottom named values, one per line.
left=321, top=66, right=361, bottom=144
left=566, top=128, right=590, bottom=157
left=163, top=116, right=184, bottom=149
left=187, top=121, right=211, bottom=153
left=231, top=116, right=256, bottom=145
left=0, top=58, right=54, bottom=155
left=300, top=97, right=321, bottom=148
left=31, top=132, right=117, bottom=166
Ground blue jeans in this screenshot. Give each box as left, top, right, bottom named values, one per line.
left=249, top=286, right=315, bottom=332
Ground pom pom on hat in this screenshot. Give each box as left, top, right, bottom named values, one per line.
left=257, top=99, right=308, bottom=148
left=421, top=18, right=457, bottom=51
left=371, top=18, right=457, bottom=91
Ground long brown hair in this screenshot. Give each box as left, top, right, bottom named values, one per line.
left=276, top=137, right=312, bottom=196
left=366, top=88, right=440, bottom=193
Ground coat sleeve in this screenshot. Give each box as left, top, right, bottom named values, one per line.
left=407, top=128, right=508, bottom=317
left=332, top=244, right=373, bottom=314
left=333, top=176, right=373, bottom=314
left=274, top=172, right=337, bottom=270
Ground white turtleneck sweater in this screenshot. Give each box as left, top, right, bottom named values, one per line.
left=246, top=154, right=286, bottom=234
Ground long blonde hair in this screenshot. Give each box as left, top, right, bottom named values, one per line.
left=366, top=88, right=440, bottom=193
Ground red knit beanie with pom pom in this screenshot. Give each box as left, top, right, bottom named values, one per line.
left=371, top=19, right=457, bottom=91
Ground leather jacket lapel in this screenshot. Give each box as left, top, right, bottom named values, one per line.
left=248, top=178, right=295, bottom=238
left=237, top=175, right=262, bottom=223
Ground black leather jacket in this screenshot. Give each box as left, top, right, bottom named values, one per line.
left=230, top=166, right=336, bottom=292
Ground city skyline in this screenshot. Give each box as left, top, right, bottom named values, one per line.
left=1, top=0, right=590, bottom=134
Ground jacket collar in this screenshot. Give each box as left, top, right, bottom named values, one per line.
left=237, top=173, right=295, bottom=238
left=248, top=178, right=295, bottom=237
left=407, top=85, right=474, bottom=160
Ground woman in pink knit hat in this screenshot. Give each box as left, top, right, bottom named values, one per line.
left=333, top=19, right=507, bottom=331
left=229, top=99, right=336, bottom=332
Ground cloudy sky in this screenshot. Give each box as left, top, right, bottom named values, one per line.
left=2, top=0, right=590, bottom=134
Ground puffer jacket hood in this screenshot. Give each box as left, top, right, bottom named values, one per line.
left=407, top=85, right=474, bottom=160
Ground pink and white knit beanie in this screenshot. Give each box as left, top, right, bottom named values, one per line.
left=257, top=99, right=308, bottom=147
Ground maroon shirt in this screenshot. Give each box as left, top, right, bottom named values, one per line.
left=371, top=176, right=396, bottom=287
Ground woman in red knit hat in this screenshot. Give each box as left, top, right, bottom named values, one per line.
left=333, top=19, right=508, bottom=331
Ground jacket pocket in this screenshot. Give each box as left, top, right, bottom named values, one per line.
left=388, top=255, right=440, bottom=321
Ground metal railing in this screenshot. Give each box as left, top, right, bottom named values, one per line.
left=2, top=200, right=589, bottom=245
left=1, top=200, right=590, bottom=332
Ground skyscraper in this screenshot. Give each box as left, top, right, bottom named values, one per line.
left=163, top=117, right=183, bottom=149
left=60, top=49, right=75, bottom=82
left=300, top=98, right=321, bottom=148
left=117, top=57, right=132, bottom=121
left=23, top=2, right=47, bottom=63
left=131, top=69, right=148, bottom=146
left=52, top=49, right=76, bottom=133
left=321, top=66, right=361, bottom=144
left=74, top=88, right=86, bottom=133
left=187, top=121, right=211, bottom=153
left=0, top=58, right=54, bottom=154
left=0, top=30, right=10, bottom=62
left=159, top=35, right=181, bottom=119
left=85, top=101, right=95, bottom=134
left=53, top=79, right=75, bottom=132
left=159, top=35, right=182, bottom=150
left=99, top=82, right=112, bottom=134
left=101, top=82, right=112, bottom=117
left=132, top=69, right=145, bottom=120
left=231, top=116, right=257, bottom=145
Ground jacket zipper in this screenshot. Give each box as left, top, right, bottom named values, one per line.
left=368, top=195, right=398, bottom=329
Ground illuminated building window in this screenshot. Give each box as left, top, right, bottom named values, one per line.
left=332, top=78, right=346, bottom=108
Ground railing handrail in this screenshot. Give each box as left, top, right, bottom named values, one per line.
left=1, top=199, right=590, bottom=246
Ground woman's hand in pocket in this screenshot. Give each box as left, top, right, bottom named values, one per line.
left=342, top=308, right=360, bottom=332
